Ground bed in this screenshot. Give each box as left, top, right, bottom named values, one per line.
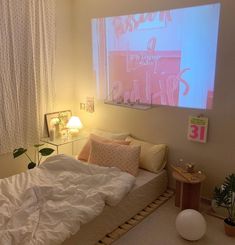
left=0, top=132, right=168, bottom=245
left=62, top=132, right=168, bottom=245
left=63, top=168, right=168, bottom=245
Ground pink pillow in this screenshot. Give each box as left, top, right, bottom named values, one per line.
left=78, top=134, right=130, bottom=162
left=88, top=139, right=140, bottom=176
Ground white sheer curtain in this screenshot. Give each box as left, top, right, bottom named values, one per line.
left=0, top=0, right=56, bottom=154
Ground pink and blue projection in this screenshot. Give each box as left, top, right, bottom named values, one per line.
left=92, top=3, right=220, bottom=109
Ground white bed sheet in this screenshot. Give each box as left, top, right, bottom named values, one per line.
left=0, top=155, right=136, bottom=245
left=63, top=168, right=168, bottom=245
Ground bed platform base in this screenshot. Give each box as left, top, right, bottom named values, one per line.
left=97, top=189, right=174, bottom=245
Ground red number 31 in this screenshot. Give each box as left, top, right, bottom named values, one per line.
left=189, top=125, right=205, bottom=141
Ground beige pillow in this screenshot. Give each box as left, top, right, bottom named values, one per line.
left=88, top=139, right=140, bottom=176
left=91, top=128, right=129, bottom=140
left=77, top=134, right=130, bottom=162
left=126, top=136, right=167, bottom=173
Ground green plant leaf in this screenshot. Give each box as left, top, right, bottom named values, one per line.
left=34, top=144, right=44, bottom=148
left=224, top=174, right=235, bottom=192
left=213, top=173, right=235, bottom=221
left=39, top=148, right=54, bottom=156
left=28, top=162, right=36, bottom=169
left=214, top=187, right=230, bottom=206
left=13, top=148, right=27, bottom=158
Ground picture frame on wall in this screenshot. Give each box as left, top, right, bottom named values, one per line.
left=45, top=110, right=72, bottom=137
left=86, top=96, right=95, bottom=113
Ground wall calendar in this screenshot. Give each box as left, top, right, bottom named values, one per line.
left=187, top=116, right=208, bottom=143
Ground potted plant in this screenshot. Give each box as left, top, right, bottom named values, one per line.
left=213, top=173, right=235, bottom=236
left=13, top=144, right=54, bottom=169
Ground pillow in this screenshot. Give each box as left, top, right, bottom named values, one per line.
left=88, top=139, right=140, bottom=176
left=91, top=128, right=129, bottom=140
left=126, top=136, right=167, bottom=173
left=77, top=134, right=130, bottom=162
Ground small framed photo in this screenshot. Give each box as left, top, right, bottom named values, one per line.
left=86, top=96, right=95, bottom=113
left=45, top=110, right=72, bottom=137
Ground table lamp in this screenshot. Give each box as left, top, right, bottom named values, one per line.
left=66, top=116, right=83, bottom=137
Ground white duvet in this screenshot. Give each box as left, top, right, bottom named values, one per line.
left=0, top=154, right=135, bottom=245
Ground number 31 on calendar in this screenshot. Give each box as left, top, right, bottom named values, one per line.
left=187, top=116, right=208, bottom=143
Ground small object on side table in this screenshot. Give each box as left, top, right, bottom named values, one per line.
left=49, top=128, right=55, bottom=141
left=171, top=165, right=206, bottom=211
left=186, top=163, right=194, bottom=173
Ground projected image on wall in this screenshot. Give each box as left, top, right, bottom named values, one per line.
left=92, top=3, right=220, bottom=109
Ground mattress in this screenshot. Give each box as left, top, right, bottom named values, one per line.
left=62, top=168, right=168, bottom=245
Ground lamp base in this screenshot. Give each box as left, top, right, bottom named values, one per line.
left=68, top=129, right=79, bottom=138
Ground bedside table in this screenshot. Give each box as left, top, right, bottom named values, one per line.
left=41, top=132, right=88, bottom=155
left=171, top=165, right=206, bottom=211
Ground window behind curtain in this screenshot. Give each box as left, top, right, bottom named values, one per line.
left=0, top=0, right=56, bottom=154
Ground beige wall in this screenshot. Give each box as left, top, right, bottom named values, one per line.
left=0, top=0, right=74, bottom=178
left=73, top=0, right=235, bottom=198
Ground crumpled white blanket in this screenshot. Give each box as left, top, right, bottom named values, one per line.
left=0, top=154, right=135, bottom=245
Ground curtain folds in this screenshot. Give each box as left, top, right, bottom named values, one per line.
left=0, top=0, right=56, bottom=154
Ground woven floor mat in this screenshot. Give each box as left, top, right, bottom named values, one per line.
left=96, top=189, right=174, bottom=245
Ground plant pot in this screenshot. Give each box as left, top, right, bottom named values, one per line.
left=224, top=218, right=235, bottom=236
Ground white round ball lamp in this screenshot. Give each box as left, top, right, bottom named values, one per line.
left=175, top=209, right=207, bottom=241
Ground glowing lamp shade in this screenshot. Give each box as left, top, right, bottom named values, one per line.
left=66, top=116, right=83, bottom=137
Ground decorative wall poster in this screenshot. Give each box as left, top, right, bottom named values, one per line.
left=86, top=97, right=95, bottom=113
left=187, top=116, right=208, bottom=143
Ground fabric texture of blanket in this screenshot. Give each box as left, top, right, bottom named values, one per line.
left=0, top=154, right=135, bottom=245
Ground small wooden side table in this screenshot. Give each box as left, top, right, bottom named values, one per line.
left=172, top=166, right=206, bottom=211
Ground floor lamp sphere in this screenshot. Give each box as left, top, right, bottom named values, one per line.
left=176, top=209, right=207, bottom=241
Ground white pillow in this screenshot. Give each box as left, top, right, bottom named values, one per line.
left=91, top=128, right=129, bottom=140
left=126, top=136, right=167, bottom=173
